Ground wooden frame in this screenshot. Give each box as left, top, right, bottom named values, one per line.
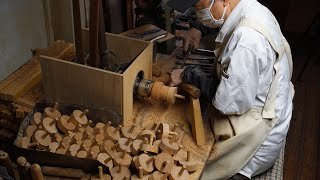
left=40, top=29, right=153, bottom=124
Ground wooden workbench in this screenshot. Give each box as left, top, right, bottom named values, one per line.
left=127, top=52, right=215, bottom=179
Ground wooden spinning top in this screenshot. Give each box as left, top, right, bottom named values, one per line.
left=159, top=138, right=180, bottom=155
left=140, top=134, right=159, bottom=154
left=169, top=166, right=189, bottom=180
left=149, top=171, right=169, bottom=180
left=91, top=166, right=111, bottom=180
left=24, top=125, right=37, bottom=137
left=179, top=151, right=200, bottom=172
left=77, top=150, right=88, bottom=158
left=134, top=154, right=154, bottom=174
left=31, top=112, right=42, bottom=126
left=110, top=166, right=131, bottom=180
left=101, top=140, right=119, bottom=157
left=61, top=136, right=73, bottom=149
left=130, top=139, right=143, bottom=155
left=81, top=139, right=93, bottom=152
left=105, top=123, right=122, bottom=142
left=113, top=151, right=132, bottom=167
left=32, top=130, right=51, bottom=149
left=94, top=122, right=106, bottom=134
left=42, top=117, right=58, bottom=133
left=173, top=149, right=187, bottom=163
left=70, top=109, right=89, bottom=128
left=95, top=133, right=105, bottom=145
left=154, top=153, right=174, bottom=173
left=138, top=130, right=156, bottom=142
left=144, top=123, right=159, bottom=133
left=44, top=102, right=61, bottom=119
left=150, top=81, right=184, bottom=104
left=90, top=145, right=100, bottom=159
left=117, top=138, right=132, bottom=153
left=17, top=137, right=38, bottom=149
left=49, top=142, right=60, bottom=153
left=97, top=153, right=113, bottom=170
left=131, top=167, right=150, bottom=180
left=68, top=144, right=81, bottom=156
left=56, top=148, right=67, bottom=155
left=157, top=123, right=177, bottom=140
left=121, top=125, right=139, bottom=140
left=57, top=115, right=76, bottom=133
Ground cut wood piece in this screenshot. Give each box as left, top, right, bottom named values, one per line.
left=33, top=130, right=52, bottom=149
left=131, top=167, right=150, bottom=180
left=90, top=145, right=100, bottom=159
left=113, top=151, right=132, bottom=167
left=105, top=124, right=122, bottom=142
left=44, top=103, right=61, bottom=119
left=121, top=125, right=139, bottom=140
left=134, top=154, right=154, bottom=174
left=69, top=109, right=89, bottom=128
left=42, top=117, right=58, bottom=133
left=31, top=112, right=43, bottom=125
left=110, top=166, right=131, bottom=180
left=95, top=133, right=105, bottom=145
left=69, top=144, right=81, bottom=156
left=49, top=142, right=60, bottom=153
left=24, top=125, right=38, bottom=137
left=173, top=149, right=187, bottom=163
left=117, top=138, right=132, bottom=153
left=159, top=138, right=179, bottom=155
left=150, top=81, right=182, bottom=104
left=77, top=150, right=88, bottom=158
left=57, top=115, right=76, bottom=133
left=188, top=97, right=205, bottom=146
left=74, top=132, right=84, bottom=142
left=130, top=139, right=143, bottom=155
left=84, top=126, right=94, bottom=139
left=149, top=171, right=169, bottom=180
left=178, top=151, right=200, bottom=172
left=30, top=164, right=44, bottom=180
left=155, top=153, right=174, bottom=173
left=94, top=122, right=106, bottom=134
left=81, top=139, right=93, bottom=152
left=169, top=166, right=189, bottom=180
left=97, top=153, right=113, bottom=170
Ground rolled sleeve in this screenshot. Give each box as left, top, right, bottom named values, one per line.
left=213, top=44, right=261, bottom=115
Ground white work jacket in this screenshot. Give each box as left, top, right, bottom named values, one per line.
left=212, top=0, right=294, bottom=178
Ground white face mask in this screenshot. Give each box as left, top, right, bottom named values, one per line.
left=196, top=0, right=227, bottom=28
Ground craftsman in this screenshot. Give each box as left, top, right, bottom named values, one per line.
left=168, top=0, right=294, bottom=179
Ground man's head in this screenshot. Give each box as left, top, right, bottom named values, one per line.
left=168, top=0, right=240, bottom=27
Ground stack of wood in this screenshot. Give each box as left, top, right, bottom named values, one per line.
left=19, top=104, right=200, bottom=180
left=0, top=41, right=75, bottom=143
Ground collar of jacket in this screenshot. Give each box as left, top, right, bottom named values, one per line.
left=215, top=0, right=257, bottom=43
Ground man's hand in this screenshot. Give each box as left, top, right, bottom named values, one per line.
left=170, top=68, right=184, bottom=87
left=183, top=27, right=202, bottom=52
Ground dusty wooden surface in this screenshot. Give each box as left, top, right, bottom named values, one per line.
left=126, top=53, right=215, bottom=179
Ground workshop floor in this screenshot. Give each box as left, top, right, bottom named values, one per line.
left=283, top=33, right=320, bottom=180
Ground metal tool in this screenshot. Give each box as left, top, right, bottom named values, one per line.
left=180, top=43, right=194, bottom=69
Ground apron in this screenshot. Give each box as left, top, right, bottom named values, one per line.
left=201, top=19, right=294, bottom=180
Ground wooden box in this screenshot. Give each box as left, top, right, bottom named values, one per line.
left=40, top=29, right=153, bottom=124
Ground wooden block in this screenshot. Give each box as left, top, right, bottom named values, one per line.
left=188, top=97, right=205, bottom=146
left=169, top=166, right=189, bottom=180
left=97, top=153, right=113, bottom=170
left=155, top=153, right=174, bottom=173
left=110, top=166, right=131, bottom=180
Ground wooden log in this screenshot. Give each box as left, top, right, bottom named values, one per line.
left=41, top=166, right=86, bottom=178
